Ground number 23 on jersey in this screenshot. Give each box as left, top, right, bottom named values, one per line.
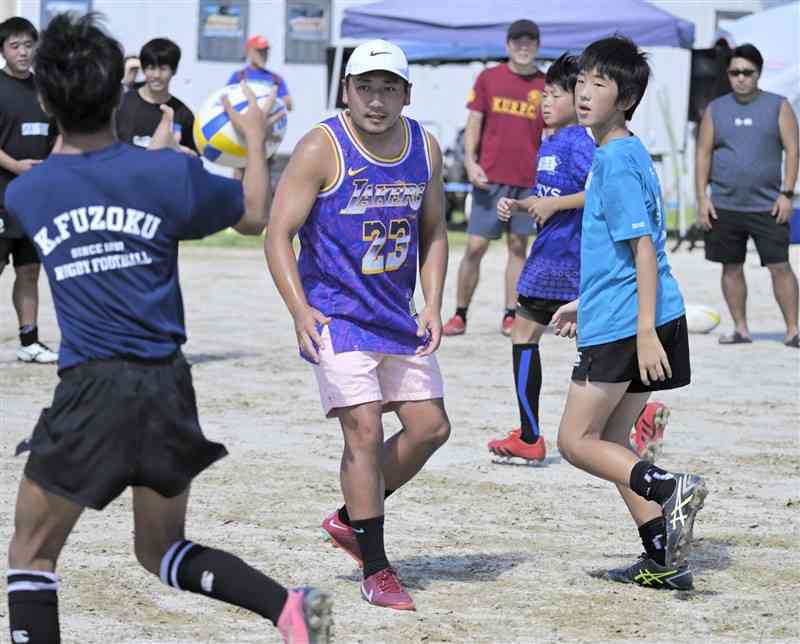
left=362, top=218, right=410, bottom=275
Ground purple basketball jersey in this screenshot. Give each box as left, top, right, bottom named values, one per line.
left=298, top=113, right=433, bottom=354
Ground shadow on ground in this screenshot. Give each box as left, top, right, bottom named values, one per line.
left=338, top=551, right=529, bottom=590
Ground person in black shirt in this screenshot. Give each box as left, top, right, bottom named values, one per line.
left=0, top=17, right=58, bottom=363
left=116, top=38, right=196, bottom=151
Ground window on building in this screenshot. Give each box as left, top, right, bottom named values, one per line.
left=41, top=0, right=92, bottom=29
left=285, top=0, right=330, bottom=64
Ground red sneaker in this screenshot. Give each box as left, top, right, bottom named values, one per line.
left=488, top=432, right=546, bottom=462
left=501, top=313, right=514, bottom=336
left=321, top=512, right=362, bottom=566
left=630, top=401, right=669, bottom=462
left=277, top=586, right=333, bottom=644
left=361, top=567, right=415, bottom=611
left=442, top=314, right=466, bottom=336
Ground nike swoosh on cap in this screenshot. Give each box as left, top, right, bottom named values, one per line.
left=369, top=51, right=390, bottom=56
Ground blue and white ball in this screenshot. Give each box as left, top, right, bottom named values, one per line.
left=194, top=81, right=287, bottom=168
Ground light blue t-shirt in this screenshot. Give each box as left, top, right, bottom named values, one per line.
left=578, top=135, right=684, bottom=348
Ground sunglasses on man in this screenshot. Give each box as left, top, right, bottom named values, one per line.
left=728, top=68, right=756, bottom=78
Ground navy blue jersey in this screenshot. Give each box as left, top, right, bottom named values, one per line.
left=517, top=125, right=594, bottom=301
left=5, top=142, right=244, bottom=368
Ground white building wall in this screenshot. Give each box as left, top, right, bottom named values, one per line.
left=14, top=0, right=329, bottom=154
left=7, top=0, right=777, bottom=207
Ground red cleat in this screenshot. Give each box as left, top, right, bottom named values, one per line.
left=321, top=512, right=362, bottom=566
left=630, top=401, right=669, bottom=462
left=501, top=313, right=514, bottom=336
left=488, top=431, right=546, bottom=462
left=442, top=314, right=466, bottom=336
left=361, top=567, right=415, bottom=611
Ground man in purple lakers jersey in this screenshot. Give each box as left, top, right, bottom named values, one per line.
left=266, top=39, right=450, bottom=611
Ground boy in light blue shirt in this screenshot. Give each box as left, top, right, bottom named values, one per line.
left=552, top=36, right=707, bottom=591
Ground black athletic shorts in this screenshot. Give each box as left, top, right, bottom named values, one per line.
left=517, top=295, right=570, bottom=326
left=704, top=207, right=790, bottom=266
left=0, top=235, right=40, bottom=268
left=20, top=351, right=227, bottom=510
left=571, top=316, right=691, bottom=393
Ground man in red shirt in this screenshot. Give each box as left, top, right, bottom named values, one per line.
left=444, top=19, right=546, bottom=336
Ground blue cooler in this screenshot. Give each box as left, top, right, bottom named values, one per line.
left=792, top=208, right=800, bottom=244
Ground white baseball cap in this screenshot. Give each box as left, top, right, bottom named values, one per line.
left=345, top=39, right=410, bottom=83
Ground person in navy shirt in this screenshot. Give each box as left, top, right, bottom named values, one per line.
left=484, top=54, right=593, bottom=463
left=227, top=34, right=293, bottom=111
left=4, top=14, right=331, bottom=644
left=551, top=37, right=707, bottom=591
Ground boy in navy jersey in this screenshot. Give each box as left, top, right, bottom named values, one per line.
left=552, top=36, right=707, bottom=590
left=5, top=14, right=331, bottom=643
left=485, top=54, right=593, bottom=463
left=266, top=40, right=450, bottom=611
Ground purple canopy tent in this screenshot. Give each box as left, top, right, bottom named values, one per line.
left=340, top=0, right=694, bottom=62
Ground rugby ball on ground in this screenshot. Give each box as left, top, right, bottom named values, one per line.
left=685, top=304, right=721, bottom=334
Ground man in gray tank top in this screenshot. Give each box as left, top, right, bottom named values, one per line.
left=695, top=43, right=799, bottom=348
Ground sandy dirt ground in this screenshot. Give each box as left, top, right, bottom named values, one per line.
left=1, top=242, right=798, bottom=643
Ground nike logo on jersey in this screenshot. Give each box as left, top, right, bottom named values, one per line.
left=352, top=526, right=365, bottom=534
left=348, top=165, right=368, bottom=177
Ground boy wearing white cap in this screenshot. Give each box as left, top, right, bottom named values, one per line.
left=266, top=39, right=450, bottom=611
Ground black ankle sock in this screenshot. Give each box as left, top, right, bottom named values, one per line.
left=512, top=343, right=542, bottom=444
left=8, top=570, right=60, bottom=643
left=504, top=308, right=516, bottom=318
left=338, top=489, right=394, bottom=527
left=19, top=325, right=38, bottom=347
left=629, top=461, right=677, bottom=504
left=638, top=517, right=667, bottom=566
left=161, top=541, right=288, bottom=625
left=351, top=516, right=390, bottom=578
left=455, top=307, right=468, bottom=322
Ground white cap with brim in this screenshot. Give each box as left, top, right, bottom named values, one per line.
left=345, top=39, right=410, bottom=83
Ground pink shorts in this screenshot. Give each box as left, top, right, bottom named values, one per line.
left=312, top=326, right=444, bottom=417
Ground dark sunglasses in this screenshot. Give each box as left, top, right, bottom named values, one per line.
left=728, top=68, right=756, bottom=78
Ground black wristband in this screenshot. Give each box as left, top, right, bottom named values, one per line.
left=781, top=190, right=795, bottom=199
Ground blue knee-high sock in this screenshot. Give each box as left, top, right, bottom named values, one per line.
left=512, top=343, right=542, bottom=444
